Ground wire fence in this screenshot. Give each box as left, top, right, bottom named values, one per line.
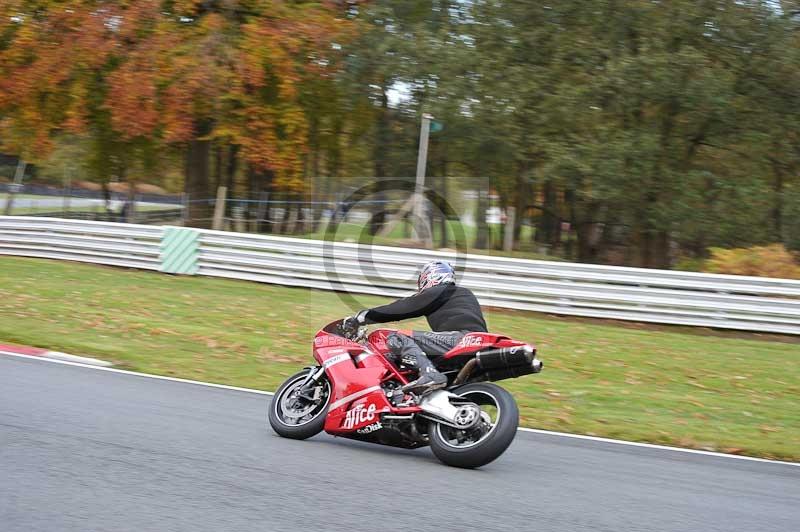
left=0, top=185, right=517, bottom=253
left=0, top=182, right=183, bottom=204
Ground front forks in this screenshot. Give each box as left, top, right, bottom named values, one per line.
left=296, top=365, right=326, bottom=400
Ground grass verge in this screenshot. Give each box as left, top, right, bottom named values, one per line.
left=301, top=219, right=557, bottom=261
left=1, top=256, right=798, bottom=461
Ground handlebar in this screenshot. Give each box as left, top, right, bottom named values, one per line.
left=321, top=318, right=367, bottom=343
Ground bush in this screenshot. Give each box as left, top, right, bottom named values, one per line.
left=673, top=256, right=706, bottom=272
left=704, top=244, right=800, bottom=279
left=0, top=165, right=17, bottom=181
left=784, top=185, right=800, bottom=252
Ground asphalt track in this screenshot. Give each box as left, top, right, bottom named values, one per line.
left=1, top=355, right=798, bottom=532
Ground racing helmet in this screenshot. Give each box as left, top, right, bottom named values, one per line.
left=417, top=260, right=455, bottom=291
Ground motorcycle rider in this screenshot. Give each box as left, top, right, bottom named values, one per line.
left=343, top=260, right=487, bottom=395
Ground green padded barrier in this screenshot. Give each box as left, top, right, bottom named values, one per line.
left=160, top=227, right=200, bottom=275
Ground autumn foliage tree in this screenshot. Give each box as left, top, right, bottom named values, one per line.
left=0, top=0, right=353, bottom=225
left=3, top=1, right=800, bottom=270
left=0, top=1, right=114, bottom=158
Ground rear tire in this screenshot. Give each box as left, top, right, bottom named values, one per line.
left=428, top=383, right=519, bottom=469
left=268, top=369, right=330, bottom=440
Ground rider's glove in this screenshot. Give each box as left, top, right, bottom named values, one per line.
left=342, top=310, right=368, bottom=333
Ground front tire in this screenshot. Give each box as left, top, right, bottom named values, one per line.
left=268, top=369, right=331, bottom=440
left=428, top=383, right=519, bottom=469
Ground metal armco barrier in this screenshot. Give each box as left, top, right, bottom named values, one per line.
left=2, top=216, right=800, bottom=335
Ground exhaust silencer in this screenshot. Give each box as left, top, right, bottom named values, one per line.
left=476, top=346, right=535, bottom=370
left=473, top=345, right=543, bottom=382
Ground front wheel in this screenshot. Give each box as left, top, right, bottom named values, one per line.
left=268, top=369, right=331, bottom=440
left=428, top=383, right=519, bottom=469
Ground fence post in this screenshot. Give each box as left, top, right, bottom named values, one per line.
left=3, top=159, right=26, bottom=215
left=212, top=186, right=227, bottom=231
left=503, top=207, right=516, bottom=252
left=255, top=191, right=269, bottom=233
left=180, top=193, right=189, bottom=226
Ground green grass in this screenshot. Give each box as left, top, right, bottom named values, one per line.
left=301, top=219, right=557, bottom=261
left=1, top=194, right=52, bottom=201
left=3, top=207, right=97, bottom=215
left=1, top=256, right=798, bottom=461
left=2, top=204, right=178, bottom=216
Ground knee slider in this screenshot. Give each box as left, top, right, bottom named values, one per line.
left=386, top=333, right=419, bottom=368
left=386, top=332, right=405, bottom=352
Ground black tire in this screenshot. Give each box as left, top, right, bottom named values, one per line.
left=268, top=369, right=331, bottom=440
left=428, top=383, right=519, bottom=469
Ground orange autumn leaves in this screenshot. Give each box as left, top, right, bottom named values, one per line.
left=0, top=2, right=113, bottom=155
left=0, top=0, right=352, bottom=192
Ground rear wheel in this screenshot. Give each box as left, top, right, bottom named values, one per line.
left=268, top=369, right=331, bottom=440
left=428, top=383, right=519, bottom=468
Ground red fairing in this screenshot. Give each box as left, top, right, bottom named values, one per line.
left=311, top=322, right=535, bottom=441
left=441, top=332, right=529, bottom=359
left=365, top=328, right=394, bottom=355
left=313, top=329, right=419, bottom=434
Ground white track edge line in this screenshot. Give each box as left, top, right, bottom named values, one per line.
left=0, top=351, right=274, bottom=396
left=45, top=351, right=113, bottom=367
left=515, top=427, right=799, bottom=466
left=2, top=351, right=797, bottom=468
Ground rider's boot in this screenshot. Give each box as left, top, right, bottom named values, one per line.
left=386, top=332, right=447, bottom=396
left=401, top=356, right=447, bottom=396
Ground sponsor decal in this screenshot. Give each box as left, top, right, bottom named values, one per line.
left=356, top=422, right=382, bottom=435
left=322, top=353, right=351, bottom=369
left=458, top=336, right=483, bottom=348
left=343, top=403, right=377, bottom=429
left=315, top=336, right=349, bottom=347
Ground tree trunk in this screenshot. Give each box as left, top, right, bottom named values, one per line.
left=564, top=187, right=576, bottom=260
left=439, top=163, right=448, bottom=248
left=225, top=145, right=238, bottom=194
left=319, top=118, right=342, bottom=234
left=771, top=163, right=784, bottom=242
left=124, top=166, right=137, bottom=223
left=474, top=189, right=490, bottom=249
left=2, top=159, right=27, bottom=215
left=214, top=144, right=223, bottom=192
left=278, top=193, right=292, bottom=234
left=655, top=230, right=671, bottom=269
left=536, top=180, right=559, bottom=249
left=184, top=122, right=213, bottom=228
left=634, top=225, right=671, bottom=269
left=294, top=194, right=308, bottom=234
left=101, top=180, right=111, bottom=218
left=576, top=202, right=601, bottom=263
left=576, top=225, right=596, bottom=263
left=247, top=165, right=273, bottom=233
left=224, top=145, right=239, bottom=221
left=369, top=87, right=390, bottom=235
left=638, top=228, right=653, bottom=268
left=512, top=175, right=529, bottom=251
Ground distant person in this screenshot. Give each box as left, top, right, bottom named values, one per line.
left=105, top=199, right=119, bottom=219
left=119, top=200, right=131, bottom=222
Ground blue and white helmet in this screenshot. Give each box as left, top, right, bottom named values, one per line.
left=417, top=261, right=455, bottom=291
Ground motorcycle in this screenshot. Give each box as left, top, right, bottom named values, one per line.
left=268, top=319, right=544, bottom=468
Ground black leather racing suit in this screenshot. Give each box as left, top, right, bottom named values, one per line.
left=361, top=283, right=487, bottom=371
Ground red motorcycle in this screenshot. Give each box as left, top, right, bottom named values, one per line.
left=268, top=319, right=543, bottom=468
